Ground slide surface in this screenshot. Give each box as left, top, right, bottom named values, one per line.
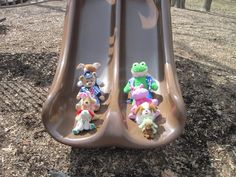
left=42, top=0, right=186, bottom=148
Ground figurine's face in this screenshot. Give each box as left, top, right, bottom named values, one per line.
left=82, top=97, right=96, bottom=110
left=143, top=117, right=153, bottom=125
left=141, top=108, right=152, bottom=116
left=135, top=103, right=157, bottom=121
left=145, top=123, right=153, bottom=130
left=80, top=72, right=96, bottom=87
left=82, top=98, right=91, bottom=109
left=85, top=77, right=96, bottom=87
left=131, top=61, right=148, bottom=77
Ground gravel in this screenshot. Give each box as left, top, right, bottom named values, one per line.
left=0, top=1, right=235, bottom=177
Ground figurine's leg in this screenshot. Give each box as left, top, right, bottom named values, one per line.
left=152, top=99, right=159, bottom=106
left=128, top=95, right=134, bottom=105
left=94, top=97, right=101, bottom=111
left=131, top=98, right=135, bottom=105
left=126, top=99, right=132, bottom=104
left=72, top=117, right=80, bottom=134
left=90, top=123, right=96, bottom=130
left=129, top=105, right=137, bottom=120
left=154, top=124, right=158, bottom=129
left=147, top=91, right=153, bottom=99
left=84, top=122, right=90, bottom=130
left=72, top=121, right=83, bottom=134
left=128, top=112, right=136, bottom=120
left=130, top=105, right=137, bottom=112
left=154, top=111, right=161, bottom=119
left=136, top=116, right=144, bottom=125
left=72, top=122, right=80, bottom=134
left=72, top=128, right=80, bottom=135
left=94, top=104, right=100, bottom=111
left=139, top=124, right=144, bottom=129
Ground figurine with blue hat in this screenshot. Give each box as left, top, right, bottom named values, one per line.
left=76, top=62, right=105, bottom=111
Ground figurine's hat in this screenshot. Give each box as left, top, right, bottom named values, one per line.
left=84, top=71, right=93, bottom=79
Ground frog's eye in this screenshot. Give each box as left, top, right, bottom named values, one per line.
left=140, top=61, right=146, bottom=66
left=132, top=62, right=138, bottom=67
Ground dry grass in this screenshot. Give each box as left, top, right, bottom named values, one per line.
left=0, top=1, right=236, bottom=177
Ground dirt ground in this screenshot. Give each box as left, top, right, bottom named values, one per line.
left=0, top=0, right=236, bottom=177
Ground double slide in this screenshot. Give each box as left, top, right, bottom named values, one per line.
left=42, top=0, right=186, bottom=148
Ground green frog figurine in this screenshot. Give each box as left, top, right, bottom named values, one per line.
left=123, top=61, right=158, bottom=98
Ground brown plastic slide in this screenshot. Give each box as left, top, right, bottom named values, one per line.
left=42, top=0, right=186, bottom=148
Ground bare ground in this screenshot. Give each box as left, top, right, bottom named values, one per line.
left=0, top=1, right=236, bottom=177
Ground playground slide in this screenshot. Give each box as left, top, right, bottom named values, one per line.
left=42, top=0, right=186, bottom=148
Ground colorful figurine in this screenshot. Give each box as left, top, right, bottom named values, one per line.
left=123, top=61, right=158, bottom=99
left=76, top=63, right=104, bottom=87
left=77, top=62, right=105, bottom=111
left=123, top=61, right=161, bottom=139
left=128, top=84, right=158, bottom=119
left=76, top=91, right=97, bottom=110
left=73, top=91, right=96, bottom=135
left=72, top=110, right=96, bottom=135
left=139, top=118, right=158, bottom=139
left=134, top=102, right=160, bottom=125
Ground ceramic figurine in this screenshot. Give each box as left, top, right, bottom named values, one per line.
left=138, top=116, right=158, bottom=139
left=72, top=110, right=96, bottom=135
left=123, top=61, right=158, bottom=99
left=76, top=91, right=96, bottom=110
left=73, top=91, right=96, bottom=135
left=134, top=102, right=160, bottom=125
left=128, top=84, right=158, bottom=119
left=77, top=62, right=105, bottom=111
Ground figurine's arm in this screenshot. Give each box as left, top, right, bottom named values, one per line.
left=76, top=87, right=85, bottom=100
left=77, top=81, right=83, bottom=87
left=76, top=119, right=83, bottom=131
left=153, top=123, right=158, bottom=128
left=96, top=78, right=104, bottom=87
left=76, top=93, right=81, bottom=100
left=152, top=124, right=157, bottom=134
left=151, top=81, right=158, bottom=91
left=75, top=103, right=81, bottom=110
left=138, top=122, right=144, bottom=129
left=123, top=82, right=131, bottom=93
left=94, top=86, right=105, bottom=101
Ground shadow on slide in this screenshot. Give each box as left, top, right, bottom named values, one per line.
left=42, top=0, right=186, bottom=148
